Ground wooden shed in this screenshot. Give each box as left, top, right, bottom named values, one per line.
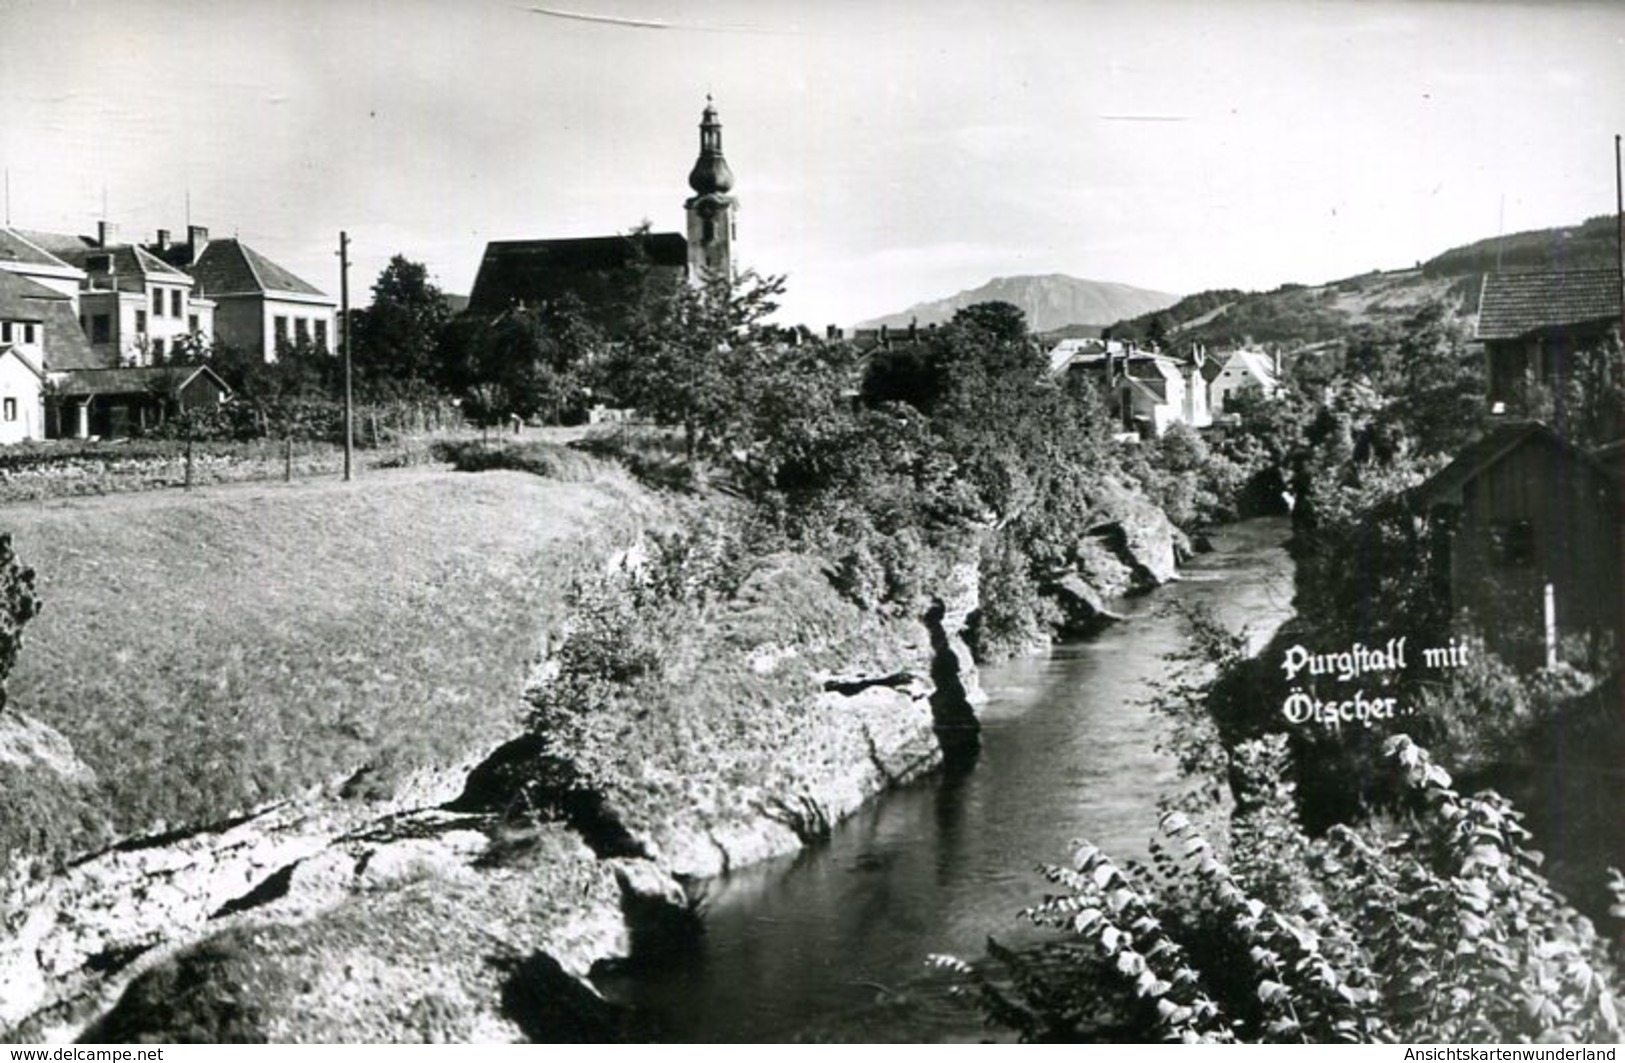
left=48, top=364, right=231, bottom=440
left=1416, top=421, right=1621, bottom=670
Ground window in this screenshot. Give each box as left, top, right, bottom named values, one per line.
left=274, top=316, right=289, bottom=346
left=0, top=322, right=10, bottom=343
left=188, top=314, right=199, bottom=334
left=314, top=319, right=328, bottom=351
left=22, top=324, right=34, bottom=345
left=152, top=288, right=164, bottom=317
left=171, top=289, right=182, bottom=318
left=1488, top=520, right=1536, bottom=568
left=92, top=315, right=111, bottom=344
left=295, top=318, right=310, bottom=344
left=152, top=338, right=166, bottom=360
left=136, top=310, right=147, bottom=335
left=3, top=399, right=15, bottom=423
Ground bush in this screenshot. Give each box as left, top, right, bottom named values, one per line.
left=942, top=734, right=1624, bottom=1043
left=433, top=439, right=608, bottom=482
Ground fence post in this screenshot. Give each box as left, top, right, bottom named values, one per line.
left=284, top=436, right=293, bottom=483
left=184, top=434, right=194, bottom=490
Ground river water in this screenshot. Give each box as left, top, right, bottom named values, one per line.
left=596, top=518, right=1296, bottom=1042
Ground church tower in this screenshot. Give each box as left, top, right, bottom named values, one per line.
left=685, top=96, right=736, bottom=282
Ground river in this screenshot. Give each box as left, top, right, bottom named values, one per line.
left=595, top=517, right=1296, bottom=1042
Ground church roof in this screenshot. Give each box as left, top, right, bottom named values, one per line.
left=466, top=232, right=687, bottom=320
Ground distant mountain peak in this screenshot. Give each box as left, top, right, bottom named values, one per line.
left=858, top=274, right=1180, bottom=333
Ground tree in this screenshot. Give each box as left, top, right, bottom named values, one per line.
left=604, top=267, right=788, bottom=464
left=439, top=296, right=601, bottom=426
left=349, top=255, right=450, bottom=396
left=952, top=300, right=1030, bottom=345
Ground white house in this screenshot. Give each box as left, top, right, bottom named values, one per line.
left=1207, top=349, right=1280, bottom=418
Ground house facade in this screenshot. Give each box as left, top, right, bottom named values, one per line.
left=0, top=347, right=46, bottom=445
left=176, top=230, right=335, bottom=361
left=1207, top=349, right=1280, bottom=418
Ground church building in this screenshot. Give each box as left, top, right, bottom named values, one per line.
left=466, top=98, right=739, bottom=330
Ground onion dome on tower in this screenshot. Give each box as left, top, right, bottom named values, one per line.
left=684, top=95, right=737, bottom=281
left=687, top=96, right=735, bottom=196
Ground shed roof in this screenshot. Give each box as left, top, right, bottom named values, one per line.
left=1476, top=269, right=1622, bottom=341
left=1413, top=420, right=1615, bottom=508
left=52, top=364, right=229, bottom=397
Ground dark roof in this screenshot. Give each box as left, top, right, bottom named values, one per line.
left=52, top=364, right=229, bottom=397
left=53, top=243, right=190, bottom=283
left=1477, top=269, right=1622, bottom=341
left=0, top=229, right=74, bottom=270
left=0, top=270, right=61, bottom=320
left=42, top=300, right=101, bottom=371
left=1413, top=420, right=1615, bottom=507
left=189, top=238, right=328, bottom=298
left=467, top=232, right=687, bottom=319
left=13, top=229, right=91, bottom=256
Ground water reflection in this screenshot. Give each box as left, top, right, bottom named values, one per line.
left=598, top=519, right=1295, bottom=1042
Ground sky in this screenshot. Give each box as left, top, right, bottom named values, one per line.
left=1, top=0, right=1622, bottom=326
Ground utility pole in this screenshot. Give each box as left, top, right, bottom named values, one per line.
left=340, top=231, right=353, bottom=482
left=1615, top=135, right=1624, bottom=345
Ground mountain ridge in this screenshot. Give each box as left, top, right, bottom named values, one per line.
left=857, top=273, right=1180, bottom=333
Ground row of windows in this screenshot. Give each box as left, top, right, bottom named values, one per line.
left=274, top=315, right=329, bottom=350
left=152, top=287, right=185, bottom=319
left=84, top=312, right=205, bottom=347
left=0, top=322, right=38, bottom=345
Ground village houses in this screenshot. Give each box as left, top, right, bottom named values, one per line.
left=1049, top=337, right=1281, bottom=437
left=0, top=220, right=334, bottom=441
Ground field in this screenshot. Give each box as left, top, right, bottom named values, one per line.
left=0, top=457, right=647, bottom=866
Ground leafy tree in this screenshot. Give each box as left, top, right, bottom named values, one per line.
left=439, top=296, right=601, bottom=426
left=951, top=300, right=1029, bottom=345
left=349, top=255, right=450, bottom=395
left=603, top=267, right=788, bottom=464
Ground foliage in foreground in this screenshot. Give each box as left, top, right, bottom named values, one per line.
left=940, top=731, right=1623, bottom=1043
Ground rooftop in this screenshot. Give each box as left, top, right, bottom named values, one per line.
left=1477, top=269, right=1622, bottom=341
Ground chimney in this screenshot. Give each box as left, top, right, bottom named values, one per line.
left=155, top=228, right=170, bottom=252
left=187, top=225, right=210, bottom=264
left=96, top=221, right=118, bottom=248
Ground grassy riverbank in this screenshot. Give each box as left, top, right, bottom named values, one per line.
left=1, top=460, right=647, bottom=867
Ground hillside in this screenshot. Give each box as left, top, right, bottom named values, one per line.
left=1106, top=215, right=1619, bottom=353
left=859, top=273, right=1180, bottom=333
left=1422, top=214, right=1620, bottom=278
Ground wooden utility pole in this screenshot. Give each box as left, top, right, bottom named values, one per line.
left=340, top=231, right=353, bottom=482
left=1615, top=135, right=1624, bottom=344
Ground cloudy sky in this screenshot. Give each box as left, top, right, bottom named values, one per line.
left=1, top=0, right=1621, bottom=325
